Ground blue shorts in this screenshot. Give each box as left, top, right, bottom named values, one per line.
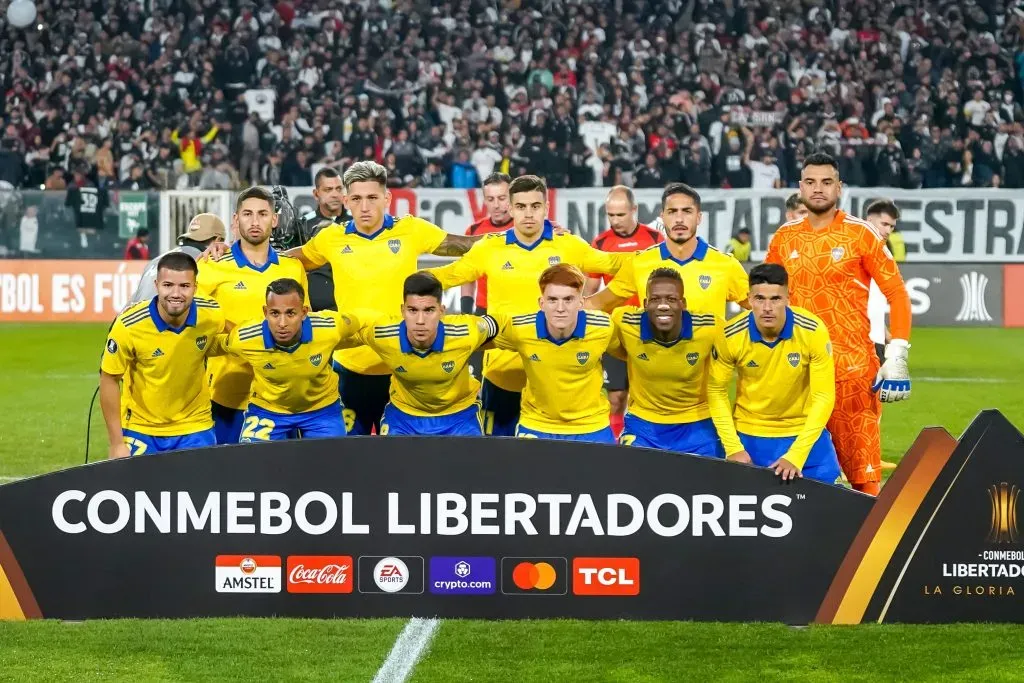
left=211, top=402, right=245, bottom=445
left=738, top=430, right=842, bottom=485
left=240, top=401, right=347, bottom=442
left=621, top=415, right=725, bottom=458
left=515, top=424, right=616, bottom=444
left=122, top=427, right=216, bottom=456
left=481, top=378, right=520, bottom=436
left=381, top=403, right=483, bottom=436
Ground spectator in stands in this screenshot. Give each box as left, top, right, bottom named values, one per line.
left=124, top=228, right=150, bottom=261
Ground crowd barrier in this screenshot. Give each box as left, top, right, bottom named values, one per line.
left=0, top=410, right=1020, bottom=623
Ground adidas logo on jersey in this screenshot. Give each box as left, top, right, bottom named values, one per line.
left=234, top=281, right=247, bottom=290
left=789, top=249, right=799, bottom=260
left=151, top=348, right=164, bottom=358
left=341, top=245, right=353, bottom=254
left=502, top=261, right=514, bottom=270
left=263, top=362, right=275, bottom=370
left=395, top=366, right=407, bottom=373
left=636, top=353, right=650, bottom=361
left=529, top=353, right=541, bottom=362
left=746, top=360, right=759, bottom=368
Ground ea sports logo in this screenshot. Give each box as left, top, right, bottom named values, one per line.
left=373, top=557, right=409, bottom=593
left=239, top=557, right=257, bottom=575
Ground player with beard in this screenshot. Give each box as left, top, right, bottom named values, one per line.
left=196, top=186, right=309, bottom=444
left=765, top=153, right=912, bottom=495
left=586, top=183, right=750, bottom=320
left=583, top=186, right=663, bottom=440
left=298, top=168, right=351, bottom=312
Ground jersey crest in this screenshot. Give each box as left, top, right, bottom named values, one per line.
left=310, top=353, right=323, bottom=367
left=788, top=352, right=801, bottom=368
left=195, top=335, right=208, bottom=351
left=698, top=274, right=712, bottom=290
left=388, top=238, right=401, bottom=254
left=441, top=360, right=455, bottom=373
left=686, top=351, right=699, bottom=366
left=576, top=351, right=590, bottom=365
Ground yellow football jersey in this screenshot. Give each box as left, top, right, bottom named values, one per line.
left=708, top=306, right=836, bottom=467
left=197, top=242, right=309, bottom=410
left=609, top=308, right=724, bottom=424
left=222, top=311, right=362, bottom=414
left=348, top=313, right=497, bottom=417
left=492, top=310, right=614, bottom=433
left=607, top=238, right=749, bottom=317
left=101, top=297, right=225, bottom=436
left=430, top=224, right=624, bottom=392
left=300, top=214, right=448, bottom=375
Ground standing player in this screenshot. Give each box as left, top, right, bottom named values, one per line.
left=583, top=185, right=663, bottom=440
left=609, top=268, right=739, bottom=459
left=491, top=264, right=617, bottom=443
left=202, top=161, right=483, bottom=436
left=429, top=175, right=624, bottom=437
left=460, top=172, right=514, bottom=315
left=297, top=167, right=351, bottom=312
left=215, top=278, right=358, bottom=442
left=345, top=272, right=499, bottom=436
left=197, top=187, right=309, bottom=445
left=765, top=153, right=912, bottom=495
left=708, top=264, right=841, bottom=484
left=586, top=183, right=749, bottom=321
left=785, top=193, right=809, bottom=223
left=99, top=253, right=225, bottom=458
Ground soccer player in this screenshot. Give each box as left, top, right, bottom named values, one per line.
left=297, top=167, right=351, bottom=312
left=586, top=183, right=749, bottom=321
left=99, top=252, right=225, bottom=458
left=708, top=264, right=841, bottom=484
left=583, top=185, right=663, bottom=440
left=784, top=193, right=809, bottom=223
left=765, top=153, right=912, bottom=495
left=215, top=278, right=357, bottom=442
left=460, top=172, right=514, bottom=316
left=429, top=175, right=624, bottom=437
left=491, top=264, right=617, bottom=444
left=202, top=161, right=482, bottom=436
left=609, top=268, right=739, bottom=459
left=344, top=272, right=499, bottom=436
left=197, top=187, right=309, bottom=445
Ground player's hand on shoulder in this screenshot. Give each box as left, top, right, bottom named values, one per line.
left=199, top=241, right=229, bottom=262
left=110, top=443, right=131, bottom=460
left=727, top=449, right=753, bottom=465
left=769, top=456, right=802, bottom=481
left=550, top=221, right=569, bottom=236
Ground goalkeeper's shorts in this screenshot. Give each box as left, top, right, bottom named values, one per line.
left=380, top=402, right=483, bottom=436
left=122, top=427, right=216, bottom=456
left=738, top=430, right=842, bottom=485
left=620, top=415, right=725, bottom=458
left=515, top=424, right=616, bottom=444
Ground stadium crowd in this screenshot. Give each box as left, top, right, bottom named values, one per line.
left=1, top=0, right=1024, bottom=193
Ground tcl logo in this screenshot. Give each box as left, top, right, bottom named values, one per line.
left=572, top=557, right=640, bottom=596
left=286, top=555, right=353, bottom=594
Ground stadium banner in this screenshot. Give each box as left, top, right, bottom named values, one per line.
left=0, top=437, right=871, bottom=623
left=1004, top=265, right=1024, bottom=327
left=0, top=260, right=147, bottom=322
left=273, top=187, right=1024, bottom=262
left=1, top=410, right=1022, bottom=623
left=899, top=264, right=1004, bottom=327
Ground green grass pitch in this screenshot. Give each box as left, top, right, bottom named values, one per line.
left=1, top=323, right=1023, bottom=681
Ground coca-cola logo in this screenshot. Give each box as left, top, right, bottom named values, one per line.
left=289, top=563, right=350, bottom=585
left=286, top=555, right=354, bottom=594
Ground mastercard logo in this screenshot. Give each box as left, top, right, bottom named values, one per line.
left=512, top=561, right=558, bottom=590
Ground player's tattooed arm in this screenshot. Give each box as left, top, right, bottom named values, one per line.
left=432, top=234, right=481, bottom=256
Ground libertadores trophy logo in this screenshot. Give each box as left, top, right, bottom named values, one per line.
left=987, top=482, right=1020, bottom=544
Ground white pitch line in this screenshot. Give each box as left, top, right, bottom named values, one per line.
left=0, top=476, right=24, bottom=483
left=914, top=377, right=1010, bottom=384
left=371, top=617, right=441, bottom=683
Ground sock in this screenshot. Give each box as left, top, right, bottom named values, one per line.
left=610, top=413, right=624, bottom=440
left=853, top=481, right=881, bottom=496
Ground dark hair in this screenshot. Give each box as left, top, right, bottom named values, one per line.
left=508, top=174, right=547, bottom=200
left=236, top=185, right=275, bottom=213
left=136, top=228, right=150, bottom=237
left=748, top=263, right=789, bottom=288
left=865, top=198, right=900, bottom=221
left=314, top=167, right=342, bottom=188
left=266, top=278, right=306, bottom=301
left=646, top=267, right=683, bottom=294
left=785, top=193, right=805, bottom=211
left=156, top=251, right=198, bottom=277
left=404, top=271, right=443, bottom=302
left=661, top=182, right=702, bottom=210
left=483, top=172, right=511, bottom=187
left=802, top=152, right=839, bottom=171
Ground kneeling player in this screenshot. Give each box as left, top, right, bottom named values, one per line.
left=217, top=278, right=359, bottom=442
left=343, top=272, right=498, bottom=436
left=610, top=268, right=736, bottom=459
left=708, top=264, right=841, bottom=484
left=492, top=264, right=616, bottom=444
left=100, top=252, right=226, bottom=457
